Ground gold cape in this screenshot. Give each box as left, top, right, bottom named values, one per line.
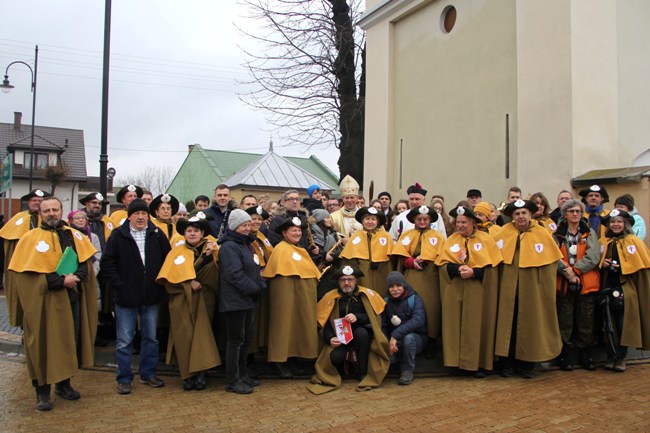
left=109, top=209, right=128, bottom=228
left=599, top=235, right=650, bottom=274
left=252, top=231, right=274, bottom=268
left=262, top=240, right=320, bottom=279
left=152, top=219, right=185, bottom=246
left=157, top=242, right=221, bottom=379
left=339, top=229, right=394, bottom=262
left=309, top=287, right=389, bottom=394
left=9, top=260, right=97, bottom=384
left=392, top=228, right=444, bottom=262
left=436, top=230, right=503, bottom=268
left=9, top=226, right=97, bottom=273
left=0, top=210, right=38, bottom=240
left=493, top=221, right=562, bottom=267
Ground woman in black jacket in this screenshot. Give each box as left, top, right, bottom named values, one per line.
left=218, top=209, right=264, bottom=394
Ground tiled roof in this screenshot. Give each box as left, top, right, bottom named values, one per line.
left=571, top=166, right=650, bottom=187
left=0, top=120, right=87, bottom=181
left=224, top=151, right=335, bottom=190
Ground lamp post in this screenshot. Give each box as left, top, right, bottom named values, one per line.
left=0, top=45, right=39, bottom=191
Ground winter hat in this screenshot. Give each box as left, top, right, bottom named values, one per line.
left=307, top=184, right=321, bottom=198
left=127, top=198, right=150, bottom=216
left=473, top=201, right=492, bottom=218
left=378, top=191, right=392, bottom=201
left=311, top=209, right=330, bottom=223
left=386, top=271, right=407, bottom=288
left=228, top=209, right=252, bottom=231
left=614, top=194, right=635, bottom=211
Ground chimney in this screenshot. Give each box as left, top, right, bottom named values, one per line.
left=14, top=112, right=22, bottom=130
left=188, top=144, right=195, bottom=153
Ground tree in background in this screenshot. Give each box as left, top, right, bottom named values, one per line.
left=238, top=0, right=365, bottom=186
left=116, top=165, right=174, bottom=197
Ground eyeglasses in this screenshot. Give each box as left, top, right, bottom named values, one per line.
left=285, top=197, right=300, bottom=202
left=566, top=209, right=582, bottom=214
left=72, top=215, right=88, bottom=220
left=339, top=277, right=356, bottom=283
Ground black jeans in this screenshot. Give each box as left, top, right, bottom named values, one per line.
left=330, top=326, right=371, bottom=379
left=224, top=309, right=255, bottom=384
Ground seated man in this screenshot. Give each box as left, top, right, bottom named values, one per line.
left=308, top=266, right=390, bottom=394
left=382, top=271, right=427, bottom=385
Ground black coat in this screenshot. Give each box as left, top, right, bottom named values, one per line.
left=204, top=202, right=235, bottom=239
left=218, top=230, right=264, bottom=312
left=100, top=221, right=171, bottom=308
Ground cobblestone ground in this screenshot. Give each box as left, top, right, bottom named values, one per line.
left=1, top=354, right=649, bottom=432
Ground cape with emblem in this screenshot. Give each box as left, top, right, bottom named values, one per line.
left=493, top=221, right=564, bottom=362
left=308, top=286, right=389, bottom=394
left=152, top=218, right=185, bottom=247
left=157, top=239, right=221, bottom=379
left=109, top=208, right=128, bottom=228
left=262, top=240, right=320, bottom=362
left=0, top=210, right=40, bottom=326
left=250, top=231, right=274, bottom=353
left=392, top=228, right=445, bottom=338
left=599, top=233, right=650, bottom=349
left=435, top=230, right=503, bottom=370
left=340, top=229, right=394, bottom=297
left=8, top=225, right=97, bottom=385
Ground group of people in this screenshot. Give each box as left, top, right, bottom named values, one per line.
left=1, top=175, right=649, bottom=409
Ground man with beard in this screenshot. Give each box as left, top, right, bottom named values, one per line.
left=0, top=189, right=51, bottom=327
left=79, top=192, right=113, bottom=248
left=579, top=184, right=610, bottom=238
left=8, top=196, right=98, bottom=411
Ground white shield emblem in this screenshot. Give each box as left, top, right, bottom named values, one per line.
left=450, top=244, right=461, bottom=253
left=429, top=237, right=438, bottom=247
left=473, top=243, right=482, bottom=252
left=401, top=237, right=411, bottom=246
left=496, top=239, right=504, bottom=249
left=549, top=223, right=557, bottom=231
left=35, top=240, right=50, bottom=253
left=175, top=239, right=185, bottom=247
left=263, top=239, right=271, bottom=247
left=74, top=231, right=83, bottom=240
left=379, top=237, right=387, bottom=246
left=535, top=243, right=544, bottom=253
left=627, top=245, right=636, bottom=255
left=173, top=255, right=186, bottom=265
left=600, top=245, right=605, bottom=254
left=352, top=236, right=361, bottom=245
left=15, top=217, right=24, bottom=226
left=253, top=254, right=260, bottom=265
left=107, top=222, right=114, bottom=230
left=291, top=252, right=302, bottom=261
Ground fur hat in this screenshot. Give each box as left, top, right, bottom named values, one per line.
left=406, top=182, right=427, bottom=197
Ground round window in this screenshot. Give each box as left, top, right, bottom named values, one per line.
left=441, top=5, right=457, bottom=34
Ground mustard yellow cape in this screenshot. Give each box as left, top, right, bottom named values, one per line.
left=493, top=221, right=562, bottom=267
left=7, top=227, right=97, bottom=385
left=110, top=209, right=128, bottom=227
left=340, top=229, right=394, bottom=262
left=436, top=230, right=503, bottom=268
left=262, top=240, right=320, bottom=279
left=392, top=228, right=444, bottom=262
left=478, top=221, right=501, bottom=237
left=0, top=210, right=38, bottom=240
left=309, top=287, right=389, bottom=394
left=252, top=231, right=274, bottom=267
left=157, top=242, right=218, bottom=284
left=536, top=216, right=557, bottom=234
left=152, top=219, right=185, bottom=246
left=599, top=235, right=650, bottom=274
left=9, top=226, right=97, bottom=273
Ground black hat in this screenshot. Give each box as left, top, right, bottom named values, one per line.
left=176, top=211, right=211, bottom=235
left=378, top=191, right=392, bottom=201
left=274, top=216, right=307, bottom=234
left=21, top=189, right=51, bottom=201
left=354, top=206, right=387, bottom=226
left=332, top=265, right=364, bottom=280
left=79, top=192, right=109, bottom=205
left=466, top=189, right=482, bottom=198
left=406, top=182, right=427, bottom=196
left=578, top=184, right=609, bottom=204
left=449, top=205, right=482, bottom=223
left=601, top=209, right=635, bottom=227
left=117, top=184, right=144, bottom=203
left=127, top=198, right=150, bottom=217
left=149, top=193, right=180, bottom=217
left=245, top=205, right=270, bottom=220
left=406, top=205, right=439, bottom=224
left=386, top=271, right=407, bottom=288
left=614, top=194, right=635, bottom=211
left=502, top=199, right=539, bottom=217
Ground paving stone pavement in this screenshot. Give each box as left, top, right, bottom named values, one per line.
left=2, top=353, right=650, bottom=433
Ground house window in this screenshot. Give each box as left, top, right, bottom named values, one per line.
left=24, top=153, right=49, bottom=169
left=441, top=5, right=457, bottom=34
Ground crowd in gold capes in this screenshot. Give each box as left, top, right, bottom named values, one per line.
left=599, top=234, right=650, bottom=349
left=493, top=221, right=564, bottom=362
left=262, top=240, right=320, bottom=362
left=0, top=210, right=39, bottom=327
left=308, top=287, right=389, bottom=394
left=436, top=230, right=503, bottom=371
left=157, top=239, right=221, bottom=379
left=250, top=231, right=274, bottom=353
left=392, top=228, right=445, bottom=338
left=477, top=221, right=501, bottom=237
left=109, top=209, right=128, bottom=228
left=8, top=226, right=98, bottom=385
left=340, top=229, right=394, bottom=297
left=535, top=215, right=557, bottom=235
left=152, top=218, right=185, bottom=247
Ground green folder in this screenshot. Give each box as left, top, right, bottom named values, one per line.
left=56, top=247, right=79, bottom=276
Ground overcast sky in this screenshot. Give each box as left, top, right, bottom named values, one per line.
left=0, top=0, right=341, bottom=183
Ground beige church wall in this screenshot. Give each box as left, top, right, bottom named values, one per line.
left=514, top=0, right=574, bottom=198
left=386, top=0, right=518, bottom=205
left=617, top=0, right=650, bottom=165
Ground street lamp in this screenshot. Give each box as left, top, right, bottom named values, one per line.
left=0, top=45, right=39, bottom=191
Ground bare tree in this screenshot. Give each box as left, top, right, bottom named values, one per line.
left=238, top=0, right=365, bottom=186
left=116, top=166, right=175, bottom=197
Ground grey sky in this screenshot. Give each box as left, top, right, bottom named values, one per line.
left=0, top=0, right=340, bottom=183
